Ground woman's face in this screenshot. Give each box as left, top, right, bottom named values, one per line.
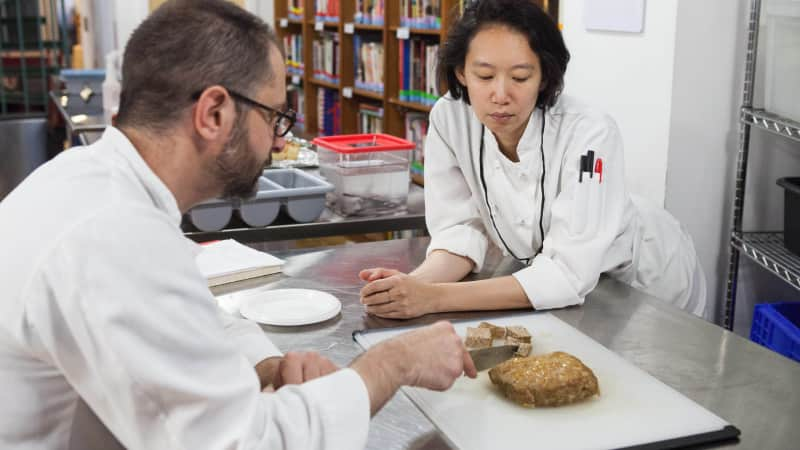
left=456, top=25, right=543, bottom=149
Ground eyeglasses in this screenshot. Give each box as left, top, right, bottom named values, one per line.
left=191, top=88, right=296, bottom=137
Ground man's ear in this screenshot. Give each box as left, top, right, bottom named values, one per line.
left=192, top=86, right=236, bottom=147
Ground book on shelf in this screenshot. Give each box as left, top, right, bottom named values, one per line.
left=317, top=87, right=341, bottom=135
left=399, top=38, right=439, bottom=106
left=287, top=84, right=305, bottom=131
left=358, top=102, right=384, bottom=133
left=315, top=0, right=340, bottom=22
left=355, top=0, right=384, bottom=25
left=283, top=33, right=304, bottom=75
left=400, top=0, right=442, bottom=29
left=312, top=31, right=339, bottom=84
left=354, top=35, right=384, bottom=93
left=288, top=0, right=304, bottom=20
left=405, top=112, right=429, bottom=180
left=195, top=239, right=284, bottom=287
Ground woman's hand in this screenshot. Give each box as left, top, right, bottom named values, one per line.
left=358, top=268, right=442, bottom=319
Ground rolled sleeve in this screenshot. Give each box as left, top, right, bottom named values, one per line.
left=513, top=254, right=583, bottom=309
left=426, top=224, right=489, bottom=272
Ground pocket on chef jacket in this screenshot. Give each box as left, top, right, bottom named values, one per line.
left=569, top=175, right=604, bottom=236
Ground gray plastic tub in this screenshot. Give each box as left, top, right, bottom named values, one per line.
left=189, top=198, right=234, bottom=232
left=188, top=168, right=333, bottom=231
left=262, top=168, right=334, bottom=223
left=237, top=176, right=283, bottom=227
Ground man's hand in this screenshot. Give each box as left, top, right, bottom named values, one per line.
left=359, top=268, right=441, bottom=319
left=256, top=352, right=339, bottom=390
left=350, top=321, right=477, bottom=415
left=389, top=321, right=478, bottom=390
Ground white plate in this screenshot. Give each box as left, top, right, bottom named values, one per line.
left=239, top=288, right=341, bottom=326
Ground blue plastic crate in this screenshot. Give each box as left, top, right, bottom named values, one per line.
left=750, top=302, right=800, bottom=363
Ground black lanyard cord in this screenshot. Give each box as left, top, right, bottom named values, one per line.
left=478, top=109, right=547, bottom=265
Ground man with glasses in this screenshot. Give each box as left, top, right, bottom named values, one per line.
left=0, top=1, right=475, bottom=449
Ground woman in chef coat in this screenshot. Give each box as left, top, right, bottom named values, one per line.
left=359, top=0, right=707, bottom=319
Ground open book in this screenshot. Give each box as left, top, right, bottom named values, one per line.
left=195, top=239, right=284, bottom=287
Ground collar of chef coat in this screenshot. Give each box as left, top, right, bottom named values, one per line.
left=480, top=107, right=545, bottom=168
left=97, top=126, right=182, bottom=227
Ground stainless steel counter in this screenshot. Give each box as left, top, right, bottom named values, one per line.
left=215, top=237, right=800, bottom=450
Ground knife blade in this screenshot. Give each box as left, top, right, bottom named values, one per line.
left=468, top=345, right=520, bottom=371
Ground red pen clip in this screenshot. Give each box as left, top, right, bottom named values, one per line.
left=594, top=158, right=603, bottom=183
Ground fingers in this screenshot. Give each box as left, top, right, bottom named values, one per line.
left=278, top=352, right=305, bottom=386
left=273, top=352, right=341, bottom=389
left=365, top=301, right=397, bottom=317
left=358, top=268, right=400, bottom=282
left=303, top=360, right=321, bottom=381
left=360, top=290, right=393, bottom=306
left=358, top=269, right=376, bottom=281
left=360, top=277, right=399, bottom=298
left=366, top=304, right=422, bottom=319
left=462, top=347, right=478, bottom=378
left=321, top=358, right=338, bottom=376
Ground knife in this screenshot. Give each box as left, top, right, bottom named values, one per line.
left=468, top=345, right=520, bottom=371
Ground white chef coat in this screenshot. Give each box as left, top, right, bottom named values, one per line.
left=424, top=94, right=707, bottom=317
left=0, top=127, right=369, bottom=449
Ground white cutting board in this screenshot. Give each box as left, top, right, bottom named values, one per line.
left=354, top=313, right=734, bottom=450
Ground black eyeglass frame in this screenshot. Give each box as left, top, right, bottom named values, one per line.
left=191, top=88, right=296, bottom=137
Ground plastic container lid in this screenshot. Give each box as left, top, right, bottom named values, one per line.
left=59, top=69, right=106, bottom=79
left=313, top=133, right=415, bottom=154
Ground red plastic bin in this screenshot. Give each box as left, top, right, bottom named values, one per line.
left=750, top=302, right=800, bottom=363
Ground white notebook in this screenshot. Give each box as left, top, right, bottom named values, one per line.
left=195, top=239, right=284, bottom=287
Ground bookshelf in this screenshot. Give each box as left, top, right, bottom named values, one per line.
left=0, top=0, right=67, bottom=117
left=273, top=0, right=558, bottom=183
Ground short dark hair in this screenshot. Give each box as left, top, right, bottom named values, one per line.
left=437, top=0, right=570, bottom=108
left=115, top=0, right=282, bottom=134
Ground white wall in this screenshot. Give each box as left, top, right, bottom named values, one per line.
left=113, top=1, right=150, bottom=54
left=664, top=0, right=746, bottom=324
left=109, top=0, right=275, bottom=54
left=560, top=0, right=679, bottom=205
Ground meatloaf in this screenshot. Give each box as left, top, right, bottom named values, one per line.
left=488, top=351, right=599, bottom=407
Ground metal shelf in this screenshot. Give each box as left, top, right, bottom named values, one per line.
left=0, top=41, right=61, bottom=50
left=741, top=108, right=800, bottom=142
left=731, top=232, right=800, bottom=291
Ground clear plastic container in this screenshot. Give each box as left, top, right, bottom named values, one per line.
left=313, top=133, right=415, bottom=217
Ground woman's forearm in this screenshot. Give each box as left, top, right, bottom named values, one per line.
left=410, top=250, right=475, bottom=283
left=431, top=276, right=533, bottom=313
